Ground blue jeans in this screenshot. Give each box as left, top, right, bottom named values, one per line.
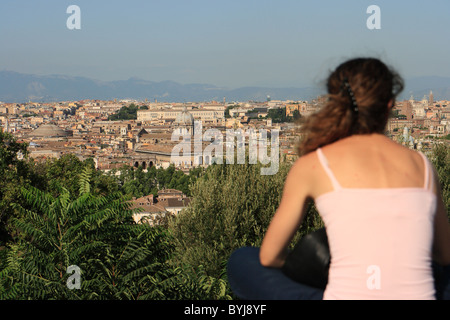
left=227, top=247, right=450, bottom=300
left=227, top=247, right=323, bottom=300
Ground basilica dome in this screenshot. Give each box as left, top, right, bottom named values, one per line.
left=174, top=107, right=194, bottom=126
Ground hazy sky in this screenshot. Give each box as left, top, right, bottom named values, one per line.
left=1, top=0, right=450, bottom=89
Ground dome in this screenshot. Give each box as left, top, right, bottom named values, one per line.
left=31, top=124, right=70, bottom=138
left=174, top=107, right=194, bottom=126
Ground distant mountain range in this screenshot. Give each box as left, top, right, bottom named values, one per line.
left=1, top=70, right=450, bottom=103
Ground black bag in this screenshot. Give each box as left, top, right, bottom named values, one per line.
left=281, top=227, right=330, bottom=290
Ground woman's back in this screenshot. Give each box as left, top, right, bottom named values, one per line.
left=232, top=58, right=449, bottom=301
left=311, top=134, right=437, bottom=299
left=309, top=133, right=431, bottom=194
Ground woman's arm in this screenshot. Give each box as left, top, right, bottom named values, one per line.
left=259, top=157, right=313, bottom=268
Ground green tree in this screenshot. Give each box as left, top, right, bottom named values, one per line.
left=267, top=107, right=289, bottom=123
left=90, top=170, right=120, bottom=196
left=108, top=103, right=141, bottom=121
left=430, top=143, right=450, bottom=219
left=43, top=153, right=89, bottom=197
left=115, top=163, right=202, bottom=199
left=0, top=129, right=35, bottom=244
left=225, top=105, right=239, bottom=119
left=167, top=161, right=322, bottom=283
left=0, top=167, right=179, bottom=299
left=292, top=109, right=301, bottom=121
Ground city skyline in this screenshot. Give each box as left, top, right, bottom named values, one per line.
left=2, top=0, right=450, bottom=90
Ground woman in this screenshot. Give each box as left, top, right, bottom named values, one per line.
left=227, top=57, right=450, bottom=300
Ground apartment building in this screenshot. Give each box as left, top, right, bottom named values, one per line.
left=137, top=108, right=225, bottom=122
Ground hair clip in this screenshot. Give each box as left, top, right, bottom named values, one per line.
left=342, top=77, right=359, bottom=114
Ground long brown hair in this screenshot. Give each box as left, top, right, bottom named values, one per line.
left=297, top=58, right=404, bottom=156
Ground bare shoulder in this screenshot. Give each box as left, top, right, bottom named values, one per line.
left=289, top=149, right=320, bottom=178
left=284, top=150, right=322, bottom=197
left=325, top=133, right=424, bottom=164
left=314, top=134, right=428, bottom=189
left=387, top=142, right=428, bottom=169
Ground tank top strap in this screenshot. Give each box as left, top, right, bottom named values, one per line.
left=316, top=148, right=342, bottom=190
left=418, top=151, right=434, bottom=191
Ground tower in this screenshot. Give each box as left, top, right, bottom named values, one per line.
left=173, top=106, right=194, bottom=136
left=403, top=126, right=409, bottom=144
left=429, top=90, right=434, bottom=105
